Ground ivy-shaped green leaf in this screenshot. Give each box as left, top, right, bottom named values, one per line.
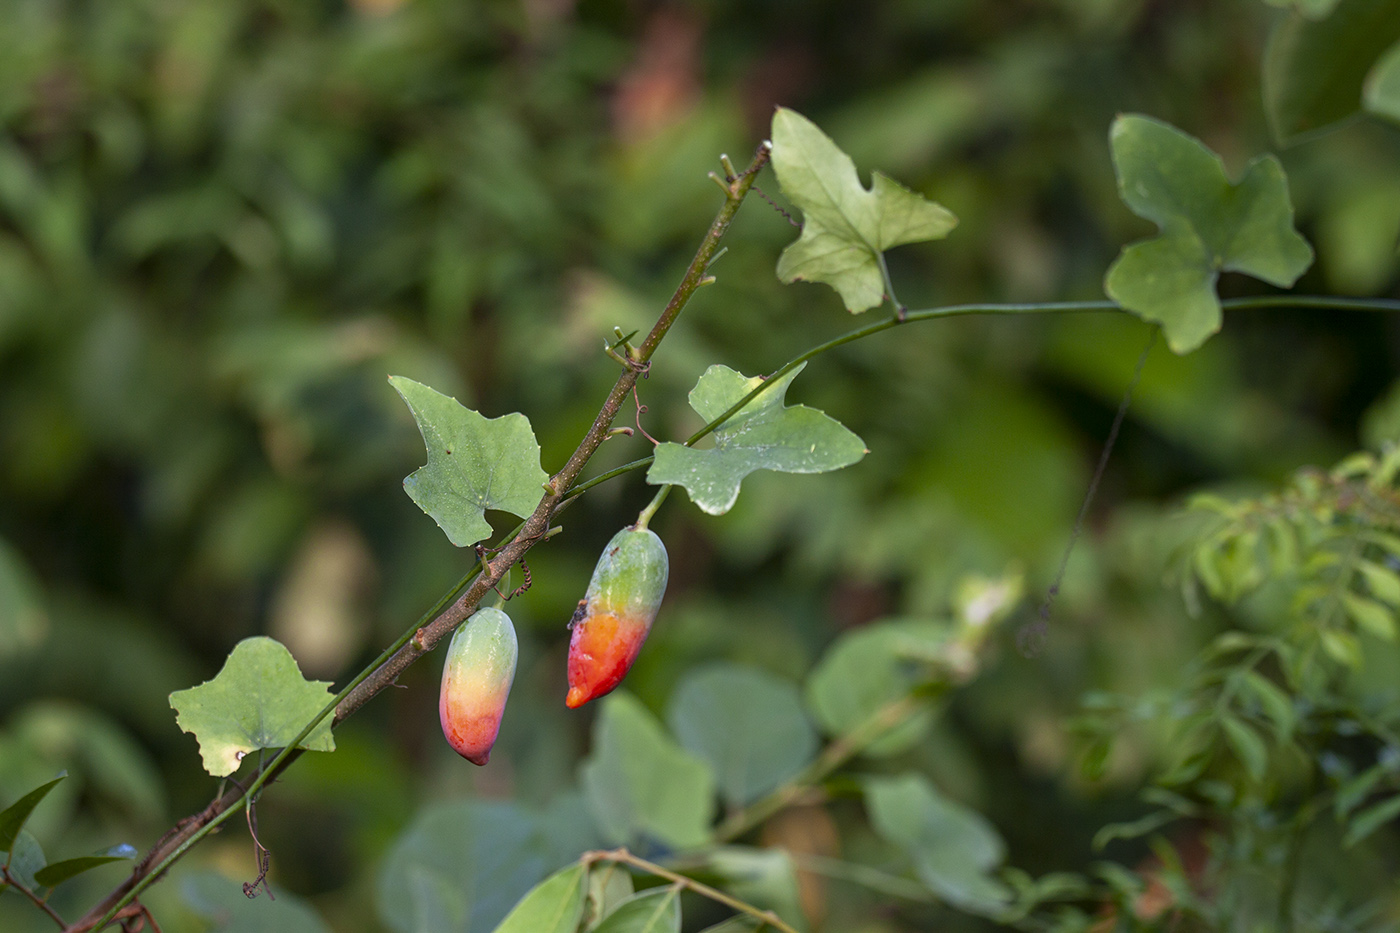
left=1264, top=0, right=1400, bottom=143
left=580, top=692, right=716, bottom=851
left=647, top=364, right=866, bottom=516
left=390, top=376, right=549, bottom=547
left=771, top=107, right=957, bottom=313
left=169, top=637, right=335, bottom=777
left=1104, top=115, right=1314, bottom=354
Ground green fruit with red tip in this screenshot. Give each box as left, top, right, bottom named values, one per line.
left=566, top=526, right=668, bottom=708
left=440, top=606, right=517, bottom=764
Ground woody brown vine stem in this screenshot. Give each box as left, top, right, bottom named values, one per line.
left=73, top=142, right=771, bottom=933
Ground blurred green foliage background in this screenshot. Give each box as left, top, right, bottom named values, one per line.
left=2, top=0, right=1399, bottom=930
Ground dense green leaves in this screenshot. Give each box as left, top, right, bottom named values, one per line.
left=770, top=107, right=957, bottom=312
left=390, top=376, right=549, bottom=547
left=865, top=774, right=1010, bottom=915
left=1104, top=115, right=1313, bottom=353
left=648, top=364, right=865, bottom=515
left=667, top=664, right=817, bottom=806
left=491, top=863, right=588, bottom=933
left=169, top=637, right=334, bottom=777
left=1263, top=0, right=1400, bottom=143
left=581, top=692, right=716, bottom=851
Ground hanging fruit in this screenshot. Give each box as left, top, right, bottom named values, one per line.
left=439, top=606, right=518, bottom=764
left=565, top=525, right=669, bottom=708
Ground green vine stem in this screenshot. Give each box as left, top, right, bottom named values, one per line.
left=634, top=484, right=671, bottom=531
left=583, top=847, right=800, bottom=933
left=76, top=142, right=771, bottom=933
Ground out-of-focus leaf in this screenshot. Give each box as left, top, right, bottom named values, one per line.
left=377, top=800, right=547, bottom=933
left=1104, top=115, right=1313, bottom=353
left=181, top=871, right=332, bottom=933
left=1343, top=793, right=1400, bottom=847
left=1264, top=0, right=1400, bottom=143
left=865, top=773, right=1011, bottom=915
left=1219, top=717, right=1268, bottom=781
left=169, top=637, right=334, bottom=777
left=1262, top=0, right=1344, bottom=17
left=704, top=847, right=806, bottom=932
left=804, top=621, right=943, bottom=756
left=590, top=887, right=681, bottom=933
left=583, top=861, right=635, bottom=931
left=648, top=364, right=865, bottom=516
left=0, top=538, right=46, bottom=659
left=0, top=829, right=45, bottom=891
left=770, top=107, right=956, bottom=312
left=1365, top=41, right=1400, bottom=122
left=389, top=375, right=548, bottom=547
left=32, top=844, right=136, bottom=887
left=0, top=773, right=65, bottom=852
left=491, top=862, right=588, bottom=933
left=1342, top=593, right=1397, bottom=639
left=580, top=692, right=715, bottom=851
left=667, top=664, right=818, bottom=806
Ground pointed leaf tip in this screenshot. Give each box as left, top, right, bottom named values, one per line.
left=389, top=376, right=548, bottom=547
left=1103, top=114, right=1312, bottom=353
left=647, top=363, right=865, bottom=514
left=771, top=107, right=956, bottom=312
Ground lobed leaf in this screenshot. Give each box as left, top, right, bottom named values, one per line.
left=389, top=375, right=549, bottom=547
left=1103, top=115, right=1313, bottom=353
left=169, top=637, right=334, bottom=777
left=771, top=107, right=956, bottom=312
left=580, top=692, right=716, bottom=851
left=648, top=363, right=866, bottom=515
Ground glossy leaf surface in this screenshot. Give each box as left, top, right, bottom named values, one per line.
left=649, top=364, right=865, bottom=515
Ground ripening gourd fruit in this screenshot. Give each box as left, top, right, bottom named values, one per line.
left=565, top=525, right=669, bottom=709
left=439, top=606, right=518, bottom=765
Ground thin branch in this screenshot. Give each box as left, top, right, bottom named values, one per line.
left=73, top=141, right=772, bottom=933
left=3, top=866, right=68, bottom=928
left=585, top=847, right=800, bottom=933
